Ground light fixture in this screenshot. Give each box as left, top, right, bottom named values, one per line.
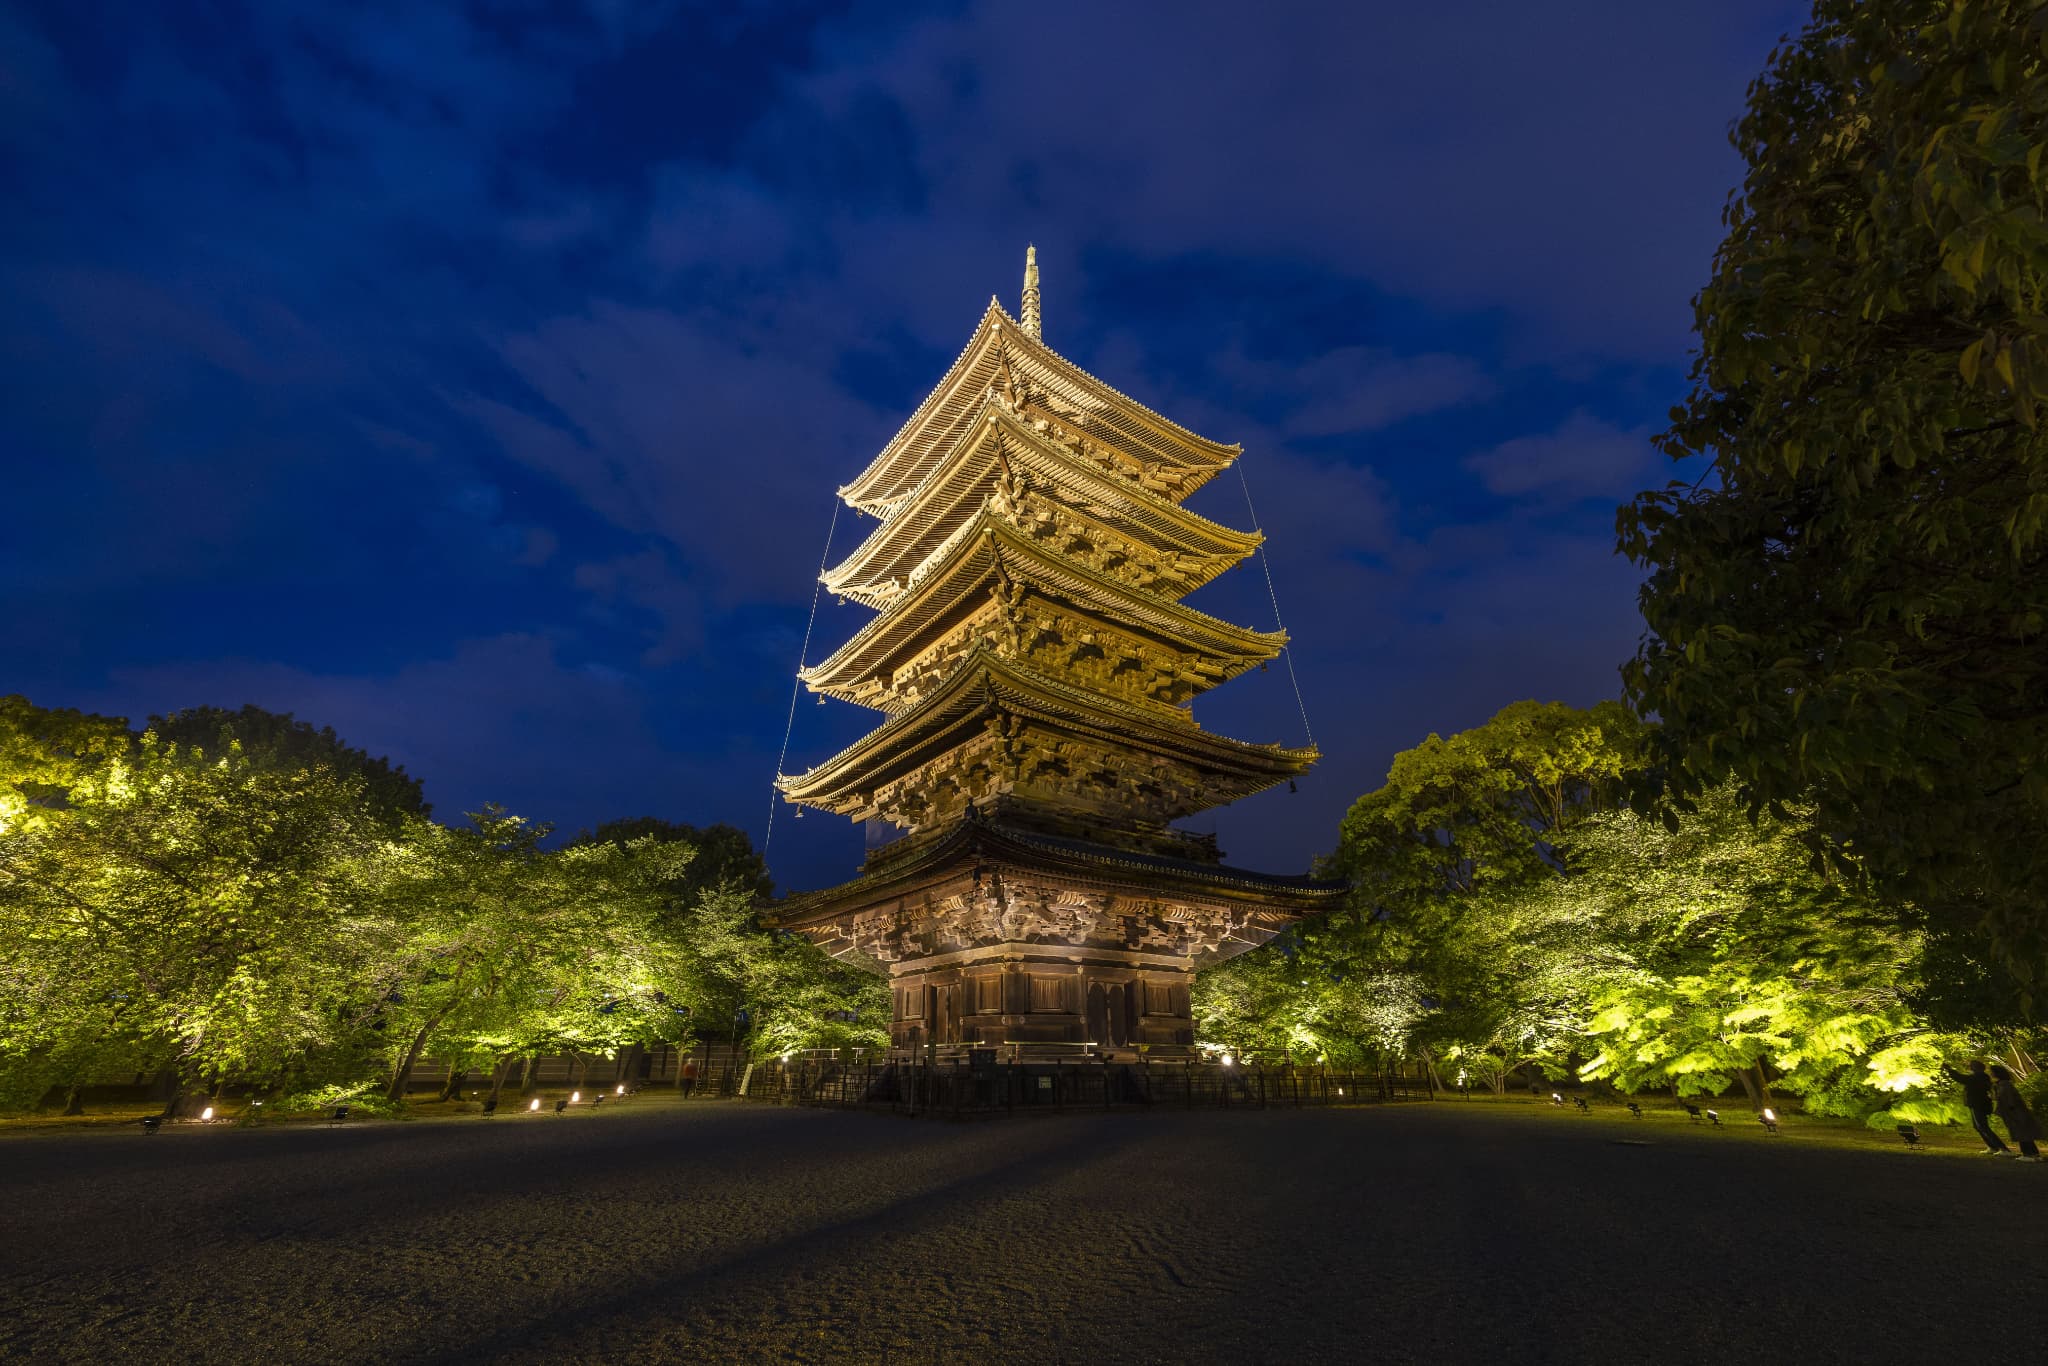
left=1759, top=1107, right=1779, bottom=1134
left=529, top=1098, right=541, bottom=1112
left=200, top=1106, right=215, bottom=1122
left=1221, top=1055, right=1235, bottom=1067
left=570, top=1090, right=580, bottom=1103
left=1336, top=1087, right=1344, bottom=1096
left=615, top=1084, right=625, bottom=1096
left=1550, top=1092, right=1563, bottom=1106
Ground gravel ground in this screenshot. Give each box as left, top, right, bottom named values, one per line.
left=2, top=1099, right=2042, bottom=1364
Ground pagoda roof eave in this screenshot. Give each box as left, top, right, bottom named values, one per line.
left=765, top=814, right=1348, bottom=929
left=779, top=646, right=1316, bottom=811
left=839, top=301, right=1241, bottom=514
left=823, top=404, right=1261, bottom=603
left=800, top=512, right=1285, bottom=706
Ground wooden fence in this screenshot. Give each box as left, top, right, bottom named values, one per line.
left=724, top=1051, right=1429, bottom=1119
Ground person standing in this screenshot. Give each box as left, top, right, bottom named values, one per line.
left=680, top=1054, right=700, bottom=1100
left=1988, top=1064, right=2041, bottom=1162
left=1947, top=1060, right=2009, bottom=1155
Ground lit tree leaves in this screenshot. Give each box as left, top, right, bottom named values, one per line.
left=0, top=697, right=885, bottom=1114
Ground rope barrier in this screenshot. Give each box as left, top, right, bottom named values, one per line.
left=1235, top=454, right=1317, bottom=752
left=764, top=496, right=841, bottom=859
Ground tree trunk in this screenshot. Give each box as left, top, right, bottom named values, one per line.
left=487, top=1056, right=513, bottom=1104
left=1735, top=1067, right=1760, bottom=1109
left=60, top=1084, right=84, bottom=1117
left=1752, top=1060, right=1774, bottom=1105
left=519, top=1054, right=537, bottom=1093
left=385, top=1017, right=444, bottom=1103
left=437, top=1065, right=468, bottom=1102
left=149, top=1066, right=180, bottom=1116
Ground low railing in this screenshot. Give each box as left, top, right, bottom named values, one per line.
left=731, top=1053, right=1428, bottom=1118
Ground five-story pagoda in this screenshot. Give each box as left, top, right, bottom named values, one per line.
left=771, top=250, right=1343, bottom=1056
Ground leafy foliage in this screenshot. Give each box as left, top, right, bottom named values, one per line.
left=1207, top=701, right=2039, bottom=1125
left=1278, top=701, right=1644, bottom=1085
left=1618, top=0, right=2048, bottom=1010
left=0, top=694, right=881, bottom=1114
left=1569, top=784, right=1959, bottom=1126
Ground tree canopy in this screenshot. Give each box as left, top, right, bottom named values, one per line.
left=1199, top=700, right=2037, bottom=1126
left=1617, top=0, right=2048, bottom=1011
left=0, top=693, right=885, bottom=1116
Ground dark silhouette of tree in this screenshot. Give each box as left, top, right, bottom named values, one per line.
left=573, top=818, right=773, bottom=902
left=1619, top=0, right=2048, bottom=1014
left=146, top=705, right=428, bottom=825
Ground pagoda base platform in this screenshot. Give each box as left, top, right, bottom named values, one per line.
left=765, top=810, right=1346, bottom=1057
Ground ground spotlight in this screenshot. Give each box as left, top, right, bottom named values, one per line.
left=1759, top=1107, right=1779, bottom=1134
left=570, top=1090, right=580, bottom=1103
left=1550, top=1092, right=1563, bottom=1106
left=528, top=1097, right=541, bottom=1112
left=615, top=1084, right=625, bottom=1096
left=200, top=1106, right=214, bottom=1122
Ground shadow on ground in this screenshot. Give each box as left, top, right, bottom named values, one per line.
left=3, top=1102, right=2041, bottom=1364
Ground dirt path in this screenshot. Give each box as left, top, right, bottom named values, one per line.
left=3, top=1102, right=2041, bottom=1363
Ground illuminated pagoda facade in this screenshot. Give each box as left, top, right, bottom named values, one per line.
left=772, top=249, right=1342, bottom=1055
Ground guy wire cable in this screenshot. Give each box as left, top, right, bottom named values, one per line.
left=764, top=495, right=841, bottom=859
left=1235, top=452, right=1317, bottom=752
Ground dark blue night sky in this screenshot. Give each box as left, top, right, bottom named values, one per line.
left=1, top=2, right=1807, bottom=891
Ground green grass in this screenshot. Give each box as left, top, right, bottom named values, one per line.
left=1, top=1087, right=2021, bottom=1163
left=1432, top=1089, right=2013, bottom=1159
left=0, top=1087, right=705, bottom=1135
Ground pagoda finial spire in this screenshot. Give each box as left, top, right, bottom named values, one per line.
left=1019, top=244, right=1041, bottom=339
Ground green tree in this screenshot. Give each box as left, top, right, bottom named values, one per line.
left=1570, top=782, right=1970, bottom=1127
left=1193, top=938, right=1424, bottom=1067
left=573, top=819, right=885, bottom=1058
left=0, top=731, right=394, bottom=1114
left=370, top=809, right=701, bottom=1102
left=1306, top=700, right=1643, bottom=1082
left=1618, top=0, right=2048, bottom=1010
